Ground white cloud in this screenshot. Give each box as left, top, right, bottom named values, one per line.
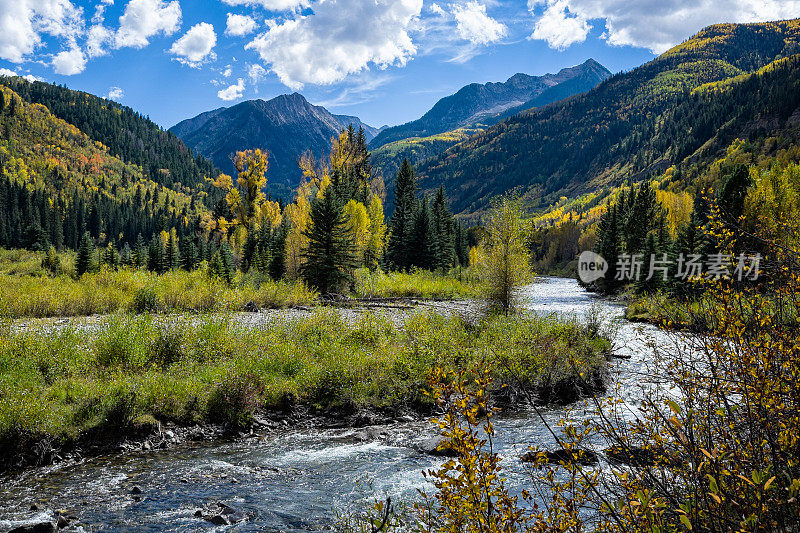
left=529, top=0, right=588, bottom=50
left=225, top=13, right=257, bottom=36
left=0, top=0, right=84, bottom=63
left=107, top=86, right=124, bottom=99
left=452, top=1, right=506, bottom=45
left=223, top=65, right=232, bottom=77
left=115, top=0, right=182, bottom=49
left=221, top=0, right=309, bottom=11
left=247, top=63, right=267, bottom=84
left=246, top=0, right=422, bottom=89
left=528, top=0, right=800, bottom=54
left=218, top=77, right=245, bottom=100
left=52, top=43, right=87, bottom=75
left=0, top=68, right=18, bottom=77
left=429, top=3, right=446, bottom=16
left=169, top=22, right=217, bottom=66
left=86, top=24, right=114, bottom=58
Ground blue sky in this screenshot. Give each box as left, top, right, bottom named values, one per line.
left=2, top=0, right=800, bottom=130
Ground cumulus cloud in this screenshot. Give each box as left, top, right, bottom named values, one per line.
left=528, top=0, right=800, bottom=54
left=218, top=77, right=245, bottom=100
left=0, top=68, right=18, bottom=77
left=247, top=63, right=267, bottom=83
left=0, top=0, right=84, bottom=63
left=530, top=0, right=588, bottom=50
left=225, top=13, right=257, bottom=36
left=106, top=86, right=124, bottom=99
left=169, top=22, right=217, bottom=66
left=246, top=0, right=422, bottom=89
left=115, top=0, right=182, bottom=49
left=52, top=43, right=87, bottom=75
left=221, top=0, right=309, bottom=11
left=452, top=1, right=507, bottom=45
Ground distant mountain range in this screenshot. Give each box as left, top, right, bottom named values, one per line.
left=369, top=59, right=612, bottom=149
left=170, top=93, right=380, bottom=197
left=416, top=19, right=800, bottom=217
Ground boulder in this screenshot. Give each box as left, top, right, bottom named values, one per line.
left=417, top=435, right=457, bottom=457
left=520, top=448, right=599, bottom=466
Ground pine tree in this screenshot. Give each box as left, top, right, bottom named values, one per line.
left=180, top=240, right=199, bottom=271
left=120, top=243, right=133, bottom=267
left=165, top=233, right=179, bottom=270
left=103, top=243, right=120, bottom=270
left=300, top=188, right=357, bottom=294
left=409, top=197, right=436, bottom=270
left=386, top=159, right=418, bottom=270
left=148, top=236, right=165, bottom=273
left=210, top=242, right=234, bottom=283
left=133, top=234, right=147, bottom=269
left=432, top=186, right=455, bottom=271
left=75, top=232, right=94, bottom=276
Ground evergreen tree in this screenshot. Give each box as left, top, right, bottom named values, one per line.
left=120, top=243, right=133, bottom=267
left=165, top=233, right=179, bottom=270
left=431, top=186, right=455, bottom=271
left=102, top=242, right=120, bottom=270
left=210, top=242, right=234, bottom=283
left=300, top=188, right=357, bottom=294
left=409, top=197, right=436, bottom=270
left=180, top=239, right=199, bottom=271
left=75, top=232, right=94, bottom=276
left=133, top=234, right=147, bottom=269
left=386, top=159, right=418, bottom=270
left=148, top=236, right=165, bottom=273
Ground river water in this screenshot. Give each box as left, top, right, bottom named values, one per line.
left=0, top=277, right=679, bottom=531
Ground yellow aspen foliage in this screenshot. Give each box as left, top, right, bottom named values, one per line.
left=656, top=189, right=693, bottom=237
left=343, top=199, right=370, bottom=265
left=211, top=149, right=269, bottom=231
left=366, top=196, right=387, bottom=269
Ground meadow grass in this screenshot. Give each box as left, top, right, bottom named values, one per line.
left=0, top=310, right=609, bottom=469
left=0, top=268, right=316, bottom=318
left=353, top=268, right=482, bottom=299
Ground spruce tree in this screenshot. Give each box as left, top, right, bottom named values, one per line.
left=75, top=232, right=94, bottom=276
left=300, top=188, right=357, bottom=294
left=120, top=243, right=133, bottom=267
left=133, top=234, right=147, bottom=269
left=409, top=197, right=436, bottom=270
left=148, top=236, right=165, bottom=273
left=180, top=240, right=199, bottom=271
left=210, top=242, right=234, bottom=283
left=386, top=159, right=418, bottom=270
left=432, top=186, right=455, bottom=271
left=165, top=233, right=179, bottom=270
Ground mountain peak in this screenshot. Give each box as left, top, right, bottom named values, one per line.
left=369, top=59, right=612, bottom=149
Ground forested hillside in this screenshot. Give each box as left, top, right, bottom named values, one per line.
left=418, top=19, right=800, bottom=216
left=0, top=84, right=203, bottom=251
left=0, top=77, right=218, bottom=194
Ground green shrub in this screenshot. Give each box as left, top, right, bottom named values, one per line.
left=131, top=287, right=160, bottom=313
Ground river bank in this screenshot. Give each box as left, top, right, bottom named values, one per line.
left=0, top=298, right=610, bottom=477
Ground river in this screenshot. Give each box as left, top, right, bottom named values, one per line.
left=0, top=277, right=679, bottom=531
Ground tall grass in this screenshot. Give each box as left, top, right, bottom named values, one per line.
left=0, top=268, right=316, bottom=318
left=353, top=268, right=482, bottom=299
left=0, top=310, right=609, bottom=468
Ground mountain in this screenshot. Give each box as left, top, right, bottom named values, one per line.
left=0, top=82, right=203, bottom=251
left=170, top=93, right=379, bottom=198
left=0, top=77, right=218, bottom=194
left=417, top=19, right=800, bottom=216
left=369, top=59, right=612, bottom=150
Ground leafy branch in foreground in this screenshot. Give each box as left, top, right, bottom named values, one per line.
left=416, top=365, right=532, bottom=531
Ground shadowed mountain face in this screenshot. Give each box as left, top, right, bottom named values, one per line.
left=369, top=59, right=612, bottom=150
left=416, top=19, right=800, bottom=217
left=170, top=93, right=379, bottom=197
